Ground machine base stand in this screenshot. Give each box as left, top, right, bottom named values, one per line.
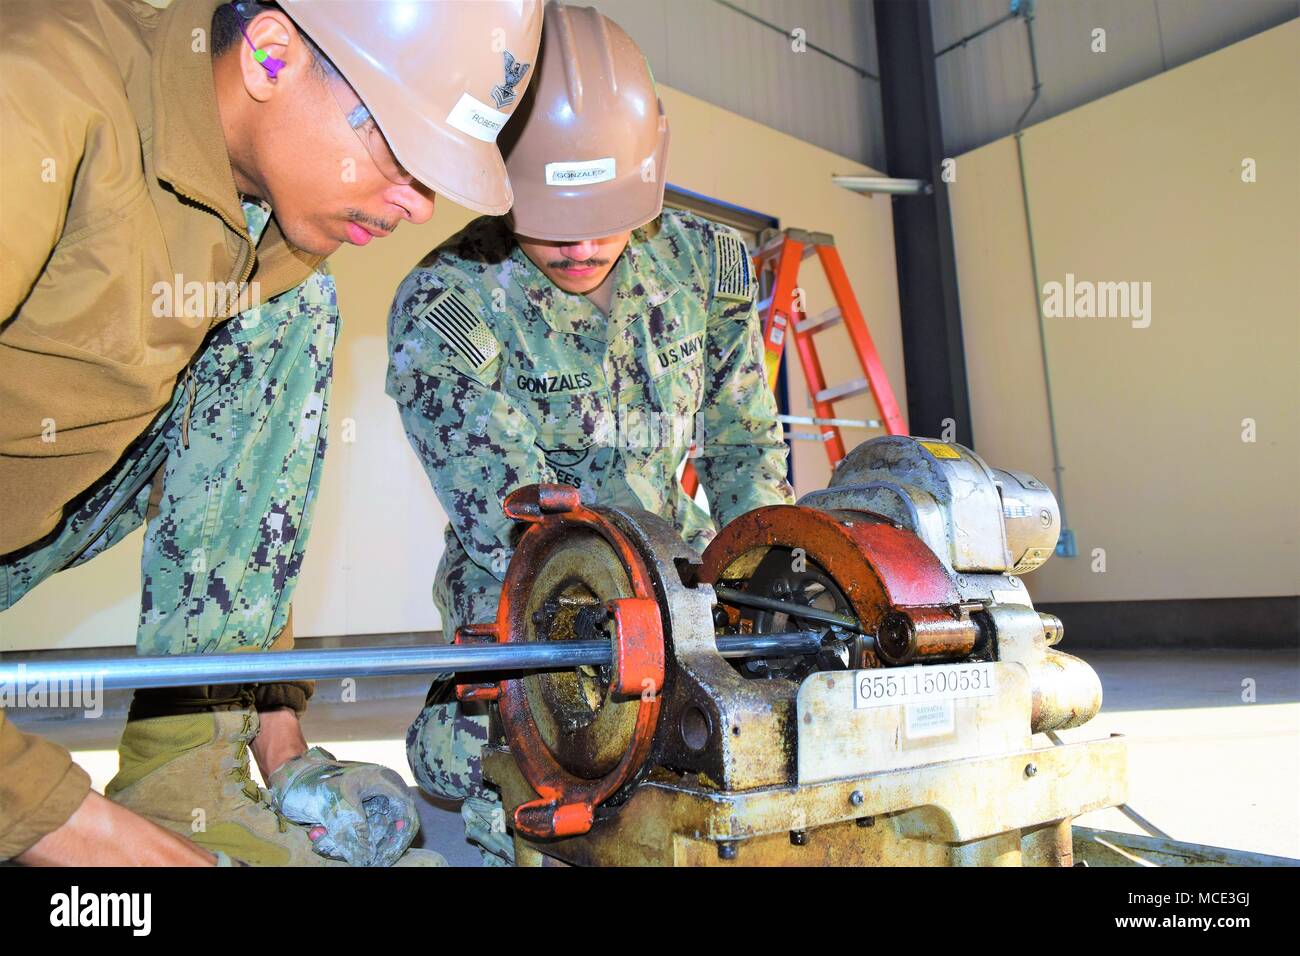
left=486, top=734, right=1126, bottom=867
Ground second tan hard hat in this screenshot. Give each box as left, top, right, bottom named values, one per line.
left=500, top=2, right=670, bottom=242
left=281, top=0, right=543, bottom=215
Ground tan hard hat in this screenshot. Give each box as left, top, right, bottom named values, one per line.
left=281, top=0, right=543, bottom=215
left=500, top=1, right=670, bottom=241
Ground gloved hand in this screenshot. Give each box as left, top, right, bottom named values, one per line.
left=268, top=747, right=419, bottom=867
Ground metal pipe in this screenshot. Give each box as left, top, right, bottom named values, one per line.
left=714, top=586, right=863, bottom=632
left=710, top=0, right=879, bottom=81
left=0, top=642, right=611, bottom=693
left=1012, top=8, right=1043, bottom=134
left=1011, top=7, right=1074, bottom=556
left=933, top=8, right=1019, bottom=58
left=0, top=631, right=828, bottom=693
left=716, top=630, right=825, bottom=659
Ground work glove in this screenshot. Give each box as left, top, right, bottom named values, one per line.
left=268, top=747, right=419, bottom=867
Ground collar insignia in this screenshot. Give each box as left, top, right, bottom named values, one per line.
left=490, top=51, right=531, bottom=109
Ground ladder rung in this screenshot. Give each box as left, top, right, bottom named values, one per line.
left=751, top=227, right=903, bottom=469
left=795, top=307, right=841, bottom=334
left=786, top=228, right=837, bottom=247
left=778, top=414, right=880, bottom=429
left=756, top=228, right=836, bottom=261
left=815, top=378, right=871, bottom=404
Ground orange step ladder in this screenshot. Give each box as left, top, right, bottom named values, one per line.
left=682, top=227, right=906, bottom=498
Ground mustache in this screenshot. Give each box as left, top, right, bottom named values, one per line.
left=548, top=258, right=610, bottom=270
left=345, top=209, right=398, bottom=233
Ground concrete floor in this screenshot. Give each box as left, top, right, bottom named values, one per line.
left=1058, top=649, right=1300, bottom=859
left=7, top=648, right=1298, bottom=864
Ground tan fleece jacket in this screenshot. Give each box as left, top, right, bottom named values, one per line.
left=0, top=0, right=321, bottom=859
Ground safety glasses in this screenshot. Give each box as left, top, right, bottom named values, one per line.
left=230, top=2, right=412, bottom=185
left=323, top=72, right=415, bottom=186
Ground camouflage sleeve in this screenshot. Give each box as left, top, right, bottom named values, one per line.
left=386, top=270, right=555, bottom=580
left=694, top=227, right=794, bottom=526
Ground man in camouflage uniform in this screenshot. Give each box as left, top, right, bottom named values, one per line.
left=0, top=0, right=541, bottom=866
left=2, top=204, right=328, bottom=657
left=387, top=2, right=793, bottom=865
left=4, top=203, right=362, bottom=866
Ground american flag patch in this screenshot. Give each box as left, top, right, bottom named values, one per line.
left=417, top=288, right=501, bottom=373
left=713, top=231, right=754, bottom=303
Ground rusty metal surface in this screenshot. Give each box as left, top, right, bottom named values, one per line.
left=1021, top=819, right=1074, bottom=867
left=486, top=733, right=1127, bottom=866
left=520, top=532, right=638, bottom=777
left=501, top=482, right=584, bottom=521
left=453, top=622, right=503, bottom=702
left=608, top=597, right=665, bottom=698
left=877, top=606, right=979, bottom=664
left=714, top=584, right=862, bottom=632
left=471, top=452, right=1121, bottom=863
left=1038, top=612, right=1064, bottom=646
left=475, top=485, right=667, bottom=838
left=795, top=663, right=1031, bottom=783
left=1028, top=649, right=1104, bottom=733
left=603, top=504, right=801, bottom=792
left=717, top=545, right=865, bottom=680
left=982, top=604, right=1103, bottom=733
left=699, top=505, right=960, bottom=641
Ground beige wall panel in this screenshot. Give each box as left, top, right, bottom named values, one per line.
left=951, top=21, right=1300, bottom=604
left=947, top=137, right=1057, bottom=510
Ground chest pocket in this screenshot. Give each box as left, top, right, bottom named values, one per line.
left=505, top=367, right=614, bottom=458
left=649, top=328, right=707, bottom=417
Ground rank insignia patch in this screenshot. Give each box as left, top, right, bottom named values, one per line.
left=490, top=50, right=531, bottom=109
left=417, top=288, right=501, bottom=373
left=713, top=232, right=754, bottom=303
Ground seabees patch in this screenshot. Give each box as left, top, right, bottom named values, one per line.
left=417, top=287, right=501, bottom=373
left=712, top=231, right=754, bottom=303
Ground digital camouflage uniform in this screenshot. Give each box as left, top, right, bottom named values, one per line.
left=387, top=209, right=793, bottom=864
left=1, top=202, right=337, bottom=658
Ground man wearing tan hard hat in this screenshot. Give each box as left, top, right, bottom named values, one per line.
left=0, top=0, right=541, bottom=866
left=387, top=1, right=794, bottom=865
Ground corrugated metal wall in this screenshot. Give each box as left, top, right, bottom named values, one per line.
left=588, top=0, right=887, bottom=170
left=929, top=0, right=1296, bottom=156
left=585, top=0, right=1296, bottom=171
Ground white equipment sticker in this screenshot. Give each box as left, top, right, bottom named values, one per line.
left=445, top=92, right=510, bottom=143
left=1002, top=497, right=1033, bottom=519
left=904, top=699, right=955, bottom=738
left=545, top=158, right=617, bottom=186
left=853, top=662, right=998, bottom=709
